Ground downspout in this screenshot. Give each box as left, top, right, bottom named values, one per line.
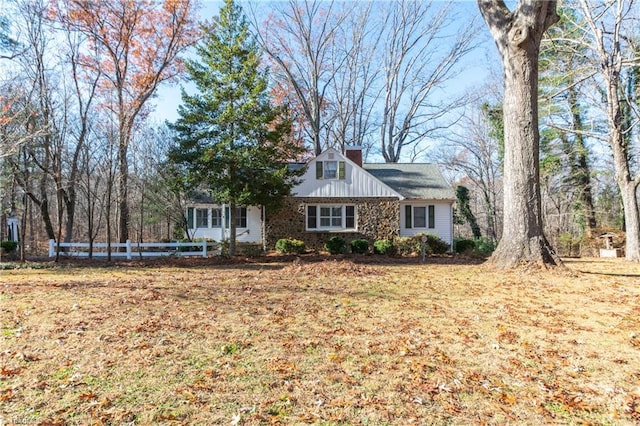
left=450, top=200, right=455, bottom=253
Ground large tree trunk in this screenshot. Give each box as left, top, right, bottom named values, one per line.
left=607, top=72, right=640, bottom=261
left=478, top=0, right=561, bottom=268
left=620, top=183, right=640, bottom=261
left=492, top=43, right=558, bottom=267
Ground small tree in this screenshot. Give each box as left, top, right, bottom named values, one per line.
left=456, top=186, right=482, bottom=238
left=168, top=0, right=304, bottom=256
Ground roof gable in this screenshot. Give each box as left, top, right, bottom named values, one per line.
left=292, top=148, right=403, bottom=198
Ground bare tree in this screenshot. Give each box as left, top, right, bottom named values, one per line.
left=253, top=0, right=351, bottom=155
left=8, top=0, right=61, bottom=244
left=477, top=0, right=561, bottom=268
left=78, top=140, right=107, bottom=259
left=58, top=26, right=101, bottom=246
left=53, top=0, right=198, bottom=245
left=380, top=1, right=478, bottom=163
left=5, top=0, right=100, bottom=262
left=325, top=3, right=382, bottom=155
left=130, top=123, right=184, bottom=243
left=438, top=103, right=503, bottom=241
left=0, top=87, right=46, bottom=159
left=573, top=0, right=640, bottom=261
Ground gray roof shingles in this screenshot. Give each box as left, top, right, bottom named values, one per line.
left=192, top=162, right=454, bottom=202
left=363, top=163, right=455, bottom=201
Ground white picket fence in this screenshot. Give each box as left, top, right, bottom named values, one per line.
left=48, top=239, right=218, bottom=259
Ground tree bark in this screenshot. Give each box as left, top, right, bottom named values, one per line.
left=118, top=139, right=129, bottom=245
left=606, top=74, right=640, bottom=261
left=478, top=0, right=562, bottom=268
left=576, top=0, right=640, bottom=261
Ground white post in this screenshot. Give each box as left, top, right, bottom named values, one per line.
left=202, top=240, right=207, bottom=258
left=126, top=239, right=132, bottom=260
left=49, top=239, right=55, bottom=258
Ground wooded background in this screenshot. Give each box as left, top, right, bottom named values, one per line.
left=0, top=0, right=636, bottom=260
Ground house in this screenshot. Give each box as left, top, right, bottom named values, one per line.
left=185, top=147, right=456, bottom=251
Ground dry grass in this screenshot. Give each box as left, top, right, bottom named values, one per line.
left=2, top=256, right=640, bottom=425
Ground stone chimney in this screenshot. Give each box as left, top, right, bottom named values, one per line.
left=345, top=146, right=363, bottom=167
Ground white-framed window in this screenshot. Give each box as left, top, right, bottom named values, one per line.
left=195, top=208, right=209, bottom=228
left=324, top=161, right=338, bottom=179
left=405, top=205, right=435, bottom=229
left=414, top=207, right=426, bottom=228
left=320, top=206, right=342, bottom=227
left=315, top=160, right=346, bottom=180
left=225, top=206, right=248, bottom=228
left=307, top=205, right=356, bottom=231
left=211, top=208, right=222, bottom=228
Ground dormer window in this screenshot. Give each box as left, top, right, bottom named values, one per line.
left=324, top=161, right=337, bottom=179
left=316, top=160, right=346, bottom=180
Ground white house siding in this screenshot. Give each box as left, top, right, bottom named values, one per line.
left=187, top=204, right=262, bottom=243
left=293, top=148, right=402, bottom=199
left=399, top=201, right=453, bottom=246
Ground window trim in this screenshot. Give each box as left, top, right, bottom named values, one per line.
left=224, top=206, right=248, bottom=228
left=404, top=204, right=436, bottom=230
left=195, top=208, right=209, bottom=228
left=413, top=206, right=427, bottom=228
left=315, top=160, right=346, bottom=180
left=306, top=204, right=356, bottom=231
left=211, top=208, right=222, bottom=228
left=324, top=161, right=338, bottom=179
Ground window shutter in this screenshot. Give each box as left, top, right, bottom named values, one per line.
left=428, top=205, right=435, bottom=228
left=187, top=207, right=194, bottom=229
left=338, top=161, right=345, bottom=179
left=307, top=205, right=317, bottom=229
left=225, top=206, right=230, bottom=228
left=345, top=205, right=355, bottom=228
left=316, top=161, right=323, bottom=179
left=405, top=205, right=412, bottom=229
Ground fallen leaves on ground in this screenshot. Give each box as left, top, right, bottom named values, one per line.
left=1, top=256, right=640, bottom=424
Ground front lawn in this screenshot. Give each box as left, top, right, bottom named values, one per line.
left=1, top=257, right=640, bottom=424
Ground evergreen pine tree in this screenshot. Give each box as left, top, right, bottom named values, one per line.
left=168, top=0, right=304, bottom=255
left=0, top=15, right=17, bottom=55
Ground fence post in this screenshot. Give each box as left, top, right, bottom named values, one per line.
left=126, top=239, right=132, bottom=260
left=202, top=240, right=207, bottom=258
left=49, top=239, right=55, bottom=257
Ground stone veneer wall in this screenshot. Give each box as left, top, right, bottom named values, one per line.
left=266, top=197, right=400, bottom=251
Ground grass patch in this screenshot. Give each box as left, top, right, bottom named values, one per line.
left=1, top=257, right=640, bottom=424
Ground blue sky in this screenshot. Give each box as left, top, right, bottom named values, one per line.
left=150, top=0, right=502, bottom=152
